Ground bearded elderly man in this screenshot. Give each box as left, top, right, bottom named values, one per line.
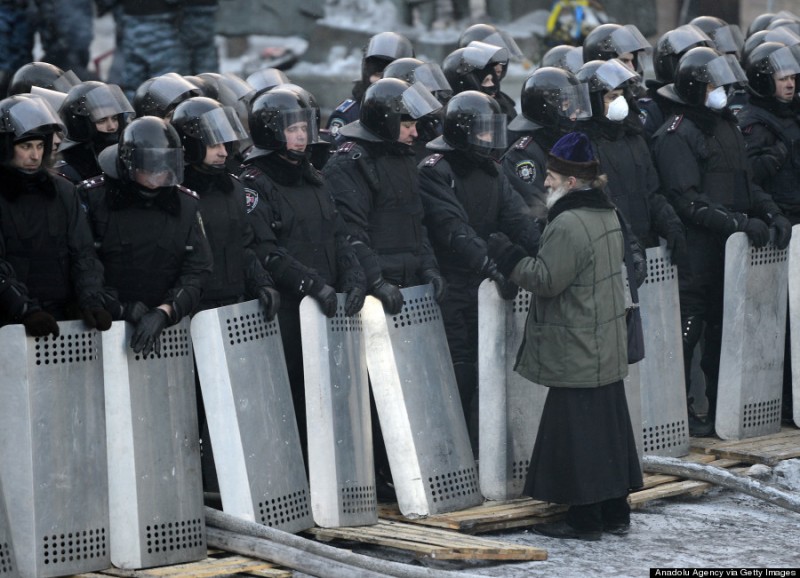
left=489, top=131, right=643, bottom=541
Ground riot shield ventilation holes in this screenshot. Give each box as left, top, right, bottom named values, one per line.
left=653, top=25, right=713, bottom=85
left=355, top=77, right=441, bottom=142
left=745, top=42, right=800, bottom=99
left=440, top=90, right=507, bottom=155
left=576, top=59, right=639, bottom=118
left=7, top=62, right=80, bottom=96
left=0, top=94, right=64, bottom=164
left=133, top=73, right=202, bottom=119
left=115, top=116, right=185, bottom=192
left=60, top=81, right=134, bottom=144
left=509, top=67, right=592, bottom=132
left=171, top=97, right=248, bottom=165
left=248, top=87, right=318, bottom=152
left=670, top=46, right=748, bottom=106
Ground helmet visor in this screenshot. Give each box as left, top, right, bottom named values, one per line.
left=413, top=63, right=452, bottom=95
left=766, top=45, right=800, bottom=77
left=594, top=59, right=639, bottom=91
left=555, top=82, right=593, bottom=120
left=366, top=34, right=410, bottom=59
left=221, top=72, right=256, bottom=103
left=31, top=86, right=67, bottom=116
left=401, top=82, right=443, bottom=119
left=765, top=27, right=800, bottom=47
left=706, top=53, right=748, bottom=87
left=149, top=74, right=199, bottom=108
left=662, top=25, right=712, bottom=55
left=2, top=96, right=65, bottom=136
left=563, top=46, right=584, bottom=73
left=246, top=68, right=288, bottom=93
left=196, top=106, right=249, bottom=146
left=131, top=147, right=184, bottom=187
left=711, top=25, right=745, bottom=55
left=272, top=107, right=319, bottom=144
left=467, top=113, right=507, bottom=151
left=464, top=41, right=509, bottom=69
left=85, top=84, right=134, bottom=121
left=611, top=25, right=652, bottom=54
left=52, top=69, right=81, bottom=92
left=481, top=30, right=524, bottom=61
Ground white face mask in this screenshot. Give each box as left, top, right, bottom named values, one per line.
left=605, top=94, right=629, bottom=122
left=705, top=86, right=728, bottom=110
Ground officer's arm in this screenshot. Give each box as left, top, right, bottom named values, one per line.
left=497, top=174, right=541, bottom=256
left=640, top=142, right=683, bottom=239
left=163, top=210, right=214, bottom=323
left=741, top=122, right=785, bottom=186
left=0, top=248, right=39, bottom=322
left=501, top=147, right=548, bottom=218
left=64, top=186, right=107, bottom=309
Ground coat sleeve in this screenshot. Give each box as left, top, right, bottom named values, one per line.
left=0, top=238, right=39, bottom=320
left=62, top=182, right=107, bottom=309
left=496, top=173, right=541, bottom=255
left=164, top=206, right=214, bottom=322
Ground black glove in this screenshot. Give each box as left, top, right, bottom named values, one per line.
left=665, top=226, right=687, bottom=265
left=22, top=310, right=60, bottom=337
left=343, top=285, right=366, bottom=317
left=257, top=286, right=281, bottom=320
left=631, top=244, right=647, bottom=288
left=123, top=301, right=149, bottom=324
left=742, top=217, right=770, bottom=248
left=492, top=272, right=519, bottom=300
left=311, top=281, right=337, bottom=318
left=130, top=308, right=169, bottom=357
left=82, top=307, right=113, bottom=331
left=371, top=278, right=404, bottom=315
left=420, top=268, right=446, bottom=302
left=762, top=141, right=789, bottom=177
left=488, top=232, right=529, bottom=278
left=768, top=214, right=792, bottom=250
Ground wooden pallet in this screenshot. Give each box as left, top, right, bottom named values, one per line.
left=690, top=427, right=800, bottom=466
left=377, top=452, right=745, bottom=534
left=307, top=519, right=547, bottom=561
left=77, top=550, right=291, bottom=578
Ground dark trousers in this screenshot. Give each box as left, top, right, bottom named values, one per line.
left=566, top=495, right=630, bottom=532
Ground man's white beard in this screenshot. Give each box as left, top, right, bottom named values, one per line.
left=545, top=184, right=570, bottom=209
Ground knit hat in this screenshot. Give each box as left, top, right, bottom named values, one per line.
left=547, top=131, right=600, bottom=181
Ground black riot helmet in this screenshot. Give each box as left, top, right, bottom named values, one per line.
left=246, top=67, right=289, bottom=96
left=170, top=97, right=248, bottom=165
left=99, top=116, right=184, bottom=194
left=576, top=59, right=639, bottom=118
left=509, top=66, right=592, bottom=132
left=7, top=62, right=80, bottom=96
left=741, top=27, right=800, bottom=71
left=339, top=77, right=441, bottom=142
left=428, top=90, right=507, bottom=156
left=184, top=75, right=219, bottom=100
left=582, top=23, right=651, bottom=72
left=744, top=41, right=800, bottom=99
left=653, top=25, right=713, bottom=85
left=248, top=87, right=318, bottom=158
left=767, top=18, right=800, bottom=36
left=747, top=13, right=776, bottom=38
left=689, top=16, right=744, bottom=58
left=443, top=41, right=509, bottom=96
left=383, top=57, right=452, bottom=101
left=660, top=46, right=748, bottom=106
left=133, top=73, right=201, bottom=119
left=361, top=31, right=415, bottom=86
left=458, top=23, right=524, bottom=61
left=0, top=94, right=65, bottom=165
left=59, top=81, right=134, bottom=145
left=541, top=44, right=584, bottom=73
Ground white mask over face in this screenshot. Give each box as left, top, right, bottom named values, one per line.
left=705, top=86, right=728, bottom=110
left=605, top=94, right=629, bottom=122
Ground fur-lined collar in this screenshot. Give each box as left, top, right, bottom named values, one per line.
left=547, top=186, right=615, bottom=223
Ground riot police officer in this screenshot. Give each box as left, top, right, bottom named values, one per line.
left=7, top=61, right=80, bottom=96
left=576, top=58, right=686, bottom=258
left=0, top=94, right=111, bottom=336
left=443, top=41, right=511, bottom=121
left=133, top=72, right=201, bottom=119
left=737, top=40, right=800, bottom=422
left=582, top=23, right=652, bottom=94
left=55, top=81, right=134, bottom=183
left=652, top=47, right=792, bottom=436
left=501, top=66, right=592, bottom=218
left=325, top=31, right=415, bottom=139
left=418, top=90, right=541, bottom=453
left=241, top=86, right=366, bottom=458
left=79, top=116, right=213, bottom=356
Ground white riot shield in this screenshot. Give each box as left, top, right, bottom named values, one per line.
left=717, top=232, right=789, bottom=440
left=0, top=322, right=109, bottom=578
left=789, top=225, right=800, bottom=428
left=638, top=242, right=690, bottom=457
left=362, top=285, right=482, bottom=518
left=190, top=300, right=313, bottom=534
left=300, top=295, right=376, bottom=528
left=477, top=281, right=547, bottom=501
left=0, top=476, right=17, bottom=578
left=621, top=264, right=644, bottom=462
left=103, top=320, right=206, bottom=569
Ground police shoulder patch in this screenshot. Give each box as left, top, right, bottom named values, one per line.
left=79, top=175, right=105, bottom=190
left=240, top=166, right=262, bottom=181
left=336, top=141, right=356, bottom=154
left=244, top=187, right=259, bottom=214
left=335, top=99, right=356, bottom=113
left=423, top=153, right=443, bottom=167
left=515, top=160, right=536, bottom=183
left=177, top=184, right=199, bottom=199
left=514, top=136, right=532, bottom=150
left=667, top=114, right=683, bottom=133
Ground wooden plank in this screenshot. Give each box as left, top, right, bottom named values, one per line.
left=84, top=553, right=291, bottom=578
left=308, top=520, right=547, bottom=561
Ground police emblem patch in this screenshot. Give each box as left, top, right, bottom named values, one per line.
left=515, top=160, right=536, bottom=183
left=245, top=188, right=259, bottom=214
left=329, top=118, right=345, bottom=136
